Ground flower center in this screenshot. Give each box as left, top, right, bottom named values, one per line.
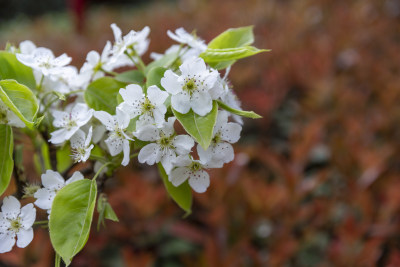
left=157, top=135, right=174, bottom=149
left=212, top=132, right=221, bottom=144
left=189, top=161, right=202, bottom=172
left=8, top=218, right=22, bottom=232
left=72, top=147, right=86, bottom=162
left=183, top=78, right=198, bottom=95
left=141, top=98, right=155, bottom=115
left=66, top=120, right=77, bottom=130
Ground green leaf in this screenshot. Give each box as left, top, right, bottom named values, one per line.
left=217, top=100, right=262, bottom=119
left=84, top=77, right=125, bottom=114
left=50, top=179, right=97, bottom=266
left=172, top=101, right=218, bottom=150
left=145, top=51, right=180, bottom=75
left=0, top=79, right=39, bottom=129
left=158, top=163, right=192, bottom=215
left=56, top=145, right=72, bottom=173
left=97, top=194, right=118, bottom=231
left=0, top=125, right=13, bottom=196
left=146, top=67, right=167, bottom=90
left=0, top=51, right=36, bottom=89
left=115, top=70, right=145, bottom=84
left=208, top=60, right=236, bottom=70
left=200, top=46, right=269, bottom=63
left=208, top=26, right=255, bottom=49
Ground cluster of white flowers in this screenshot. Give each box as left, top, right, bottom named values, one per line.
left=0, top=24, right=256, bottom=254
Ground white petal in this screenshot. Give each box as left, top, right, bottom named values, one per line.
left=116, top=108, right=131, bottom=129
left=214, top=110, right=229, bottom=132
left=49, top=128, right=69, bottom=144
left=119, top=84, right=144, bottom=104
left=138, top=143, right=161, bottom=165
left=173, top=135, right=194, bottom=155
left=152, top=109, right=166, bottom=127
left=134, top=124, right=159, bottom=141
left=212, top=142, right=234, bottom=164
left=66, top=171, right=84, bottom=185
left=16, top=228, right=33, bottom=248
left=34, top=188, right=54, bottom=210
left=70, top=129, right=85, bottom=149
left=121, top=139, right=130, bottom=166
left=161, top=152, right=176, bottom=174
left=86, top=50, right=100, bottom=65
left=188, top=170, right=210, bottom=193
left=85, top=127, right=93, bottom=147
left=118, top=101, right=141, bottom=119
left=105, top=136, right=123, bottom=156
left=221, top=122, right=242, bottom=143
left=0, top=232, right=16, bottom=253
left=1, top=196, right=20, bottom=220
left=94, top=111, right=116, bottom=130
left=110, top=23, right=122, bottom=41
left=147, top=85, right=169, bottom=106
left=161, top=117, right=176, bottom=137
left=180, top=57, right=207, bottom=76
left=19, top=204, right=36, bottom=229
left=190, top=91, right=212, bottom=116
left=172, top=155, right=192, bottom=167
left=171, top=93, right=191, bottom=114
left=169, top=167, right=190, bottom=187
left=161, top=70, right=181, bottom=95
left=41, top=170, right=65, bottom=189
left=197, top=144, right=213, bottom=164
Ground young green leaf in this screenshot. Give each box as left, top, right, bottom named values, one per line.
left=97, top=194, right=119, bottom=231
left=158, top=163, right=192, bottom=215
left=84, top=77, right=125, bottom=114
left=115, top=70, right=145, bottom=84
left=146, top=67, right=167, bottom=90
left=217, top=100, right=262, bottom=119
left=144, top=50, right=180, bottom=75
left=200, top=46, right=269, bottom=63
left=0, top=79, right=39, bottom=129
left=49, top=179, right=97, bottom=266
left=173, top=101, right=218, bottom=150
left=208, top=26, right=255, bottom=49
left=0, top=51, right=36, bottom=90
left=0, top=125, right=13, bottom=196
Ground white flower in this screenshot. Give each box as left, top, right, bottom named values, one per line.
left=70, top=127, right=94, bottom=163
left=197, top=111, right=242, bottom=167
left=167, top=28, right=207, bottom=52
left=80, top=41, right=113, bottom=81
left=43, top=66, right=85, bottom=94
left=118, top=84, right=168, bottom=127
left=16, top=47, right=72, bottom=77
left=161, top=57, right=219, bottom=116
left=110, top=23, right=150, bottom=60
left=19, top=40, right=36, bottom=55
left=49, top=103, right=93, bottom=144
left=34, top=170, right=84, bottom=215
left=0, top=101, right=25, bottom=128
left=94, top=108, right=132, bottom=166
left=134, top=117, right=194, bottom=174
left=169, top=154, right=220, bottom=193
left=0, top=196, right=36, bottom=253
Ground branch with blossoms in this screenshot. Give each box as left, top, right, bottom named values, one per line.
left=0, top=24, right=268, bottom=265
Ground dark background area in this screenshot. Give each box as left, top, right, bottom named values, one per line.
left=1, top=0, right=400, bottom=266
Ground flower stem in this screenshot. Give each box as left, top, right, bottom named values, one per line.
left=93, top=162, right=112, bottom=181
left=55, top=252, right=61, bottom=267
left=34, top=220, right=48, bottom=225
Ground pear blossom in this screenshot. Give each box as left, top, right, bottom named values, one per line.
left=118, top=84, right=168, bottom=127
left=197, top=111, right=242, bottom=167
left=169, top=155, right=220, bottom=193
left=167, top=28, right=207, bottom=52
left=19, top=40, right=36, bottom=55
left=34, top=170, right=84, bottom=215
left=0, top=196, right=36, bottom=253
left=94, top=108, right=132, bottom=166
left=70, top=127, right=94, bottom=163
left=49, top=103, right=93, bottom=144
left=80, top=41, right=114, bottom=81
left=43, top=66, right=86, bottom=94
left=110, top=23, right=150, bottom=62
left=134, top=117, right=194, bottom=173
left=0, top=101, right=25, bottom=128
left=161, top=57, right=219, bottom=116
left=16, top=47, right=72, bottom=77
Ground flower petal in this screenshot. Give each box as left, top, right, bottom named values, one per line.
left=20, top=204, right=36, bottom=229
left=190, top=91, right=212, bottom=116
left=41, top=170, right=65, bottom=190
left=188, top=170, right=210, bottom=193
left=94, top=111, right=116, bottom=131
left=120, top=84, right=144, bottom=104
left=0, top=232, right=16, bottom=253
left=16, top=228, right=33, bottom=248
left=161, top=70, right=181, bottom=95
left=138, top=143, right=161, bottom=165
left=1, top=196, right=20, bottom=220
left=171, top=93, right=191, bottom=114
left=34, top=188, right=55, bottom=210
left=174, top=135, right=194, bottom=155
left=66, top=171, right=84, bottom=185
left=147, top=85, right=169, bottom=106
left=169, top=167, right=190, bottom=187
left=220, top=122, right=242, bottom=143
left=121, top=139, right=130, bottom=166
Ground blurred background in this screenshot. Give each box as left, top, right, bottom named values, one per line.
left=1, top=0, right=400, bottom=266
